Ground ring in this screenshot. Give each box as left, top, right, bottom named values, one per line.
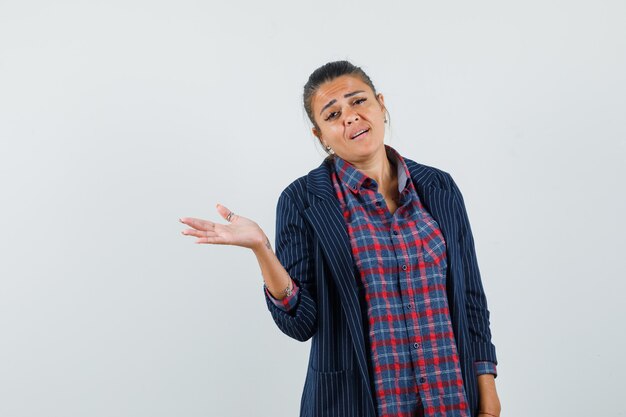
left=226, top=211, right=234, bottom=222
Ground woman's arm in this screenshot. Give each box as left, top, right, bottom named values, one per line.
left=446, top=173, right=501, bottom=416
left=252, top=233, right=296, bottom=300
left=261, top=192, right=318, bottom=341
left=180, top=203, right=291, bottom=292
left=180, top=195, right=318, bottom=342
left=447, top=173, right=498, bottom=362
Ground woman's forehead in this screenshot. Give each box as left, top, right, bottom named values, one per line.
left=312, top=75, right=372, bottom=110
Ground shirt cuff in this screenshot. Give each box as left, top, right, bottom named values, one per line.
left=264, top=278, right=300, bottom=312
left=474, top=361, right=498, bottom=377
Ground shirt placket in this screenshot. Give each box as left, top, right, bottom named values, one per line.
left=362, top=188, right=410, bottom=414
left=384, top=193, right=432, bottom=410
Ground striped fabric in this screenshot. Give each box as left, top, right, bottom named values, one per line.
left=263, top=150, right=498, bottom=417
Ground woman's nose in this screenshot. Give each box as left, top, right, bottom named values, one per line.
left=344, top=109, right=359, bottom=125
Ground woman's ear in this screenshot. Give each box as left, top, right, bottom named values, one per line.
left=312, top=127, right=326, bottom=147
left=377, top=93, right=385, bottom=110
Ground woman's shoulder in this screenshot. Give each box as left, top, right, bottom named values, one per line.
left=276, top=172, right=313, bottom=212
left=279, top=175, right=309, bottom=199
left=277, top=158, right=333, bottom=208
left=401, top=155, right=455, bottom=190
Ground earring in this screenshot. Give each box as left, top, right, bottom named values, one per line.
left=326, top=145, right=335, bottom=155
left=384, top=117, right=388, bottom=123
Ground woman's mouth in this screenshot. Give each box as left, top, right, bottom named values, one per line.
left=350, top=128, right=370, bottom=140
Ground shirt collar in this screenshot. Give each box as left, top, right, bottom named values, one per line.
left=333, top=144, right=412, bottom=194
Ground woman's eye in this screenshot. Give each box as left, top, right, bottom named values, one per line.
left=325, top=111, right=339, bottom=121
left=354, top=98, right=367, bottom=105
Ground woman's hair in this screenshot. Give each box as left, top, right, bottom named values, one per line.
left=303, top=60, right=378, bottom=131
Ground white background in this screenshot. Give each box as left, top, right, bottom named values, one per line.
left=1, top=1, right=625, bottom=416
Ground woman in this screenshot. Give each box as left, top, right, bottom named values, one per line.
left=180, top=61, right=501, bottom=417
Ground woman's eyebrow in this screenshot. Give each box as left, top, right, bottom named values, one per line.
left=319, top=90, right=366, bottom=115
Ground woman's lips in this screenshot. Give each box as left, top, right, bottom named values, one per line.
left=350, top=128, right=370, bottom=140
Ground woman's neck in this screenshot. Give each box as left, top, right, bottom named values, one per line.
left=350, top=148, right=397, bottom=196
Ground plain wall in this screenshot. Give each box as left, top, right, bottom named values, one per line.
left=1, top=0, right=625, bottom=416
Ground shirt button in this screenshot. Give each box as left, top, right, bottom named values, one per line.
left=393, top=230, right=398, bottom=235
left=375, top=201, right=381, bottom=206
left=401, top=265, right=407, bottom=271
left=413, top=342, right=419, bottom=349
left=407, top=304, right=412, bottom=309
left=419, top=377, right=426, bottom=383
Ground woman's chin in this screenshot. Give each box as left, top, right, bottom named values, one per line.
left=342, top=139, right=385, bottom=161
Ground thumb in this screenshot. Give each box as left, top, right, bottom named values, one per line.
left=215, top=203, right=234, bottom=221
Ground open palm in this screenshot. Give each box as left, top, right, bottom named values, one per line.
left=180, top=204, right=265, bottom=250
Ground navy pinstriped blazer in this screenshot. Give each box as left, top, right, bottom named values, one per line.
left=264, top=155, right=498, bottom=417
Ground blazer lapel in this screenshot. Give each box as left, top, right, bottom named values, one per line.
left=302, top=160, right=375, bottom=407
left=408, top=159, right=462, bottom=317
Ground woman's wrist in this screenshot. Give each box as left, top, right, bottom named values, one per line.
left=251, top=232, right=272, bottom=254
left=251, top=231, right=294, bottom=300
left=477, top=374, right=501, bottom=416
left=264, top=276, right=293, bottom=300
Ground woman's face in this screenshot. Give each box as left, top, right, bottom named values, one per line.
left=311, top=75, right=386, bottom=164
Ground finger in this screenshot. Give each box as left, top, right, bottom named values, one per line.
left=216, top=204, right=239, bottom=223
left=180, top=217, right=215, bottom=231
left=180, top=217, right=214, bottom=229
left=195, top=236, right=227, bottom=244
left=215, top=204, right=231, bottom=220
left=181, top=228, right=218, bottom=238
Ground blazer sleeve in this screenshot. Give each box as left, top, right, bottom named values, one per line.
left=447, top=173, right=498, bottom=365
left=263, top=191, right=318, bottom=342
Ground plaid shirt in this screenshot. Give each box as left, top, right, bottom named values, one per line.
left=266, top=145, right=496, bottom=416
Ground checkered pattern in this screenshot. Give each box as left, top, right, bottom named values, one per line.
left=331, top=145, right=470, bottom=417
